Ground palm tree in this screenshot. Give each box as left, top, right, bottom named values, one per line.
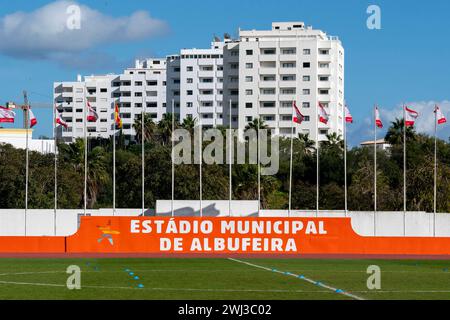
left=244, top=118, right=268, bottom=133
left=133, top=113, right=156, bottom=144
left=58, top=139, right=109, bottom=208
left=297, top=133, right=316, bottom=154
left=181, top=115, right=197, bottom=134
left=157, top=113, right=178, bottom=145
left=385, top=118, right=416, bottom=145
left=323, top=132, right=344, bottom=149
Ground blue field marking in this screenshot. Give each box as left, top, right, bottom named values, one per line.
left=138, top=284, right=144, bottom=288
left=228, top=258, right=365, bottom=300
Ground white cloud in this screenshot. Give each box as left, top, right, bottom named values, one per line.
left=0, top=1, right=168, bottom=62
left=348, top=101, right=450, bottom=147
left=380, top=100, right=450, bottom=138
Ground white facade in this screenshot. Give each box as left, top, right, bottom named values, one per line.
left=54, top=58, right=167, bottom=142
left=167, top=42, right=225, bottom=127
left=223, top=22, right=345, bottom=141
left=54, top=22, right=344, bottom=143
left=0, top=129, right=55, bottom=154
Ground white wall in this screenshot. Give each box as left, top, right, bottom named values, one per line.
left=0, top=208, right=449, bottom=237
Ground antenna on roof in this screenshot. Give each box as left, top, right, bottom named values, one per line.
left=224, top=33, right=231, bottom=40
left=213, top=34, right=221, bottom=42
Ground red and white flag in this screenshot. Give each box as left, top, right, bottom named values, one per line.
left=29, top=108, right=37, bottom=128
left=55, top=108, right=68, bottom=128
left=375, top=106, right=383, bottom=128
left=345, top=105, right=353, bottom=123
left=404, top=106, right=419, bottom=127
left=0, top=106, right=15, bottom=123
left=293, top=101, right=305, bottom=124
left=87, top=101, right=98, bottom=122
left=435, top=105, right=446, bottom=125
left=318, top=102, right=329, bottom=124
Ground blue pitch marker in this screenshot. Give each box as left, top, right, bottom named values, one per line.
left=125, top=269, right=130, bottom=272
left=134, top=276, right=139, bottom=280
left=138, top=284, right=144, bottom=288
left=298, top=275, right=305, bottom=279
left=336, top=289, right=343, bottom=293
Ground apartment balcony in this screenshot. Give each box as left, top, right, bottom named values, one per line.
left=279, top=81, right=297, bottom=88
left=278, top=120, right=294, bottom=128
left=259, top=93, right=277, bottom=101
left=118, top=96, right=132, bottom=103
left=259, top=81, right=277, bottom=88
left=61, top=92, right=73, bottom=98
left=199, top=117, right=215, bottom=126
left=259, top=55, right=277, bottom=62
left=278, top=67, right=297, bottom=75
left=279, top=54, right=296, bottom=61
left=197, top=70, right=215, bottom=78
left=279, top=94, right=296, bottom=101
left=198, top=82, right=214, bottom=90
left=198, top=94, right=215, bottom=101
left=259, top=107, right=277, bottom=115
left=258, top=67, right=277, bottom=75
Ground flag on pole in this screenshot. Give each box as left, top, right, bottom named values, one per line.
left=0, top=106, right=15, bottom=123
left=345, top=105, right=353, bottom=123
left=114, top=104, right=123, bottom=128
left=318, top=103, right=329, bottom=124
left=375, top=106, right=383, bottom=128
left=87, top=102, right=98, bottom=122
left=55, top=108, right=68, bottom=128
left=405, top=106, right=419, bottom=127
left=435, top=105, right=447, bottom=125
left=293, top=101, right=305, bottom=124
left=29, top=108, right=37, bottom=128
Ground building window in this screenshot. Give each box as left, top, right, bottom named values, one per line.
left=319, top=89, right=329, bottom=95
left=246, top=116, right=253, bottom=122
left=246, top=50, right=253, bottom=55
left=319, top=76, right=329, bottom=81
left=187, top=66, right=193, bottom=72
left=187, top=102, right=193, bottom=108
left=245, top=63, right=253, bottom=69
left=281, top=75, right=296, bottom=81
left=303, top=62, right=310, bottom=68
left=304, top=116, right=310, bottom=122
left=303, top=75, right=310, bottom=81
left=262, top=48, right=276, bottom=55
left=302, top=102, right=310, bottom=108
left=262, top=102, right=275, bottom=108
left=245, top=103, right=253, bottom=108
left=245, top=76, right=253, bottom=82
left=319, top=49, right=330, bottom=55
left=320, top=129, right=328, bottom=135
left=303, top=49, right=311, bottom=55
left=187, top=90, right=193, bottom=96
left=135, top=92, right=142, bottom=97
left=147, top=81, right=157, bottom=86
left=281, top=48, right=296, bottom=54
left=245, top=89, right=253, bottom=95
left=135, top=81, right=143, bottom=86
left=303, top=89, right=310, bottom=95
left=319, top=63, right=330, bottom=68
left=187, top=78, right=193, bottom=83
left=282, top=62, right=295, bottom=68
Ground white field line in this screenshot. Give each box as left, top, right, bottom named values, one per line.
left=228, top=258, right=365, bottom=300
left=0, top=280, right=449, bottom=294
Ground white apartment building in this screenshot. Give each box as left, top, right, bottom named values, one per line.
left=222, top=21, right=345, bottom=141
left=55, top=21, right=344, bottom=143
left=167, top=41, right=226, bottom=128
left=54, top=58, right=166, bottom=142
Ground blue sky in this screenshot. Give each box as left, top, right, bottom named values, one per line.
left=0, top=0, right=449, bottom=145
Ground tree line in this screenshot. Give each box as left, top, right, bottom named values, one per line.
left=0, top=115, right=449, bottom=213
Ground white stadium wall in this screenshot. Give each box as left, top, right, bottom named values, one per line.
left=0, top=205, right=449, bottom=237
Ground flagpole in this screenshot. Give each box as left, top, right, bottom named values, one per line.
left=257, top=103, right=261, bottom=215
left=433, top=105, right=437, bottom=237
left=288, top=101, right=294, bottom=217
left=374, top=105, right=377, bottom=236
left=141, top=93, right=146, bottom=216
left=171, top=99, right=175, bottom=217
left=53, top=104, right=57, bottom=236
left=316, top=103, right=319, bottom=217
left=403, top=105, right=407, bottom=235
left=198, top=99, right=203, bottom=218
left=113, top=102, right=116, bottom=217
left=23, top=92, right=29, bottom=236
left=344, top=106, right=348, bottom=217
left=228, top=99, right=232, bottom=217
left=83, top=84, right=87, bottom=216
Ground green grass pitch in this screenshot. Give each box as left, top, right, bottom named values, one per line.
left=0, top=258, right=448, bottom=300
